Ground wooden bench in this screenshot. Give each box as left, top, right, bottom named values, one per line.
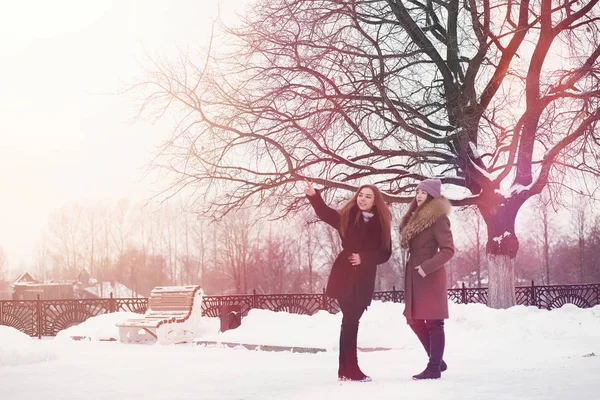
left=116, top=285, right=203, bottom=344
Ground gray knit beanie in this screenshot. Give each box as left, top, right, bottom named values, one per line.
left=416, top=178, right=442, bottom=198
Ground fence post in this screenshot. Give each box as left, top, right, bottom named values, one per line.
left=530, top=280, right=536, bottom=307
left=392, top=285, right=397, bottom=303
left=461, top=282, right=467, bottom=304
left=252, top=288, right=257, bottom=309
left=36, top=294, right=42, bottom=339
left=108, top=292, right=115, bottom=313
left=322, top=288, right=327, bottom=311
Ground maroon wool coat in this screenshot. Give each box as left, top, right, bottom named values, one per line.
left=307, top=190, right=391, bottom=310
left=401, top=197, right=455, bottom=320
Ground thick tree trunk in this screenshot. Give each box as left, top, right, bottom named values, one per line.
left=543, top=222, right=550, bottom=285
left=479, top=196, right=521, bottom=309
left=476, top=215, right=482, bottom=288
left=486, top=254, right=516, bottom=308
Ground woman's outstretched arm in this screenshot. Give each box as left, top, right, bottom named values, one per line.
left=305, top=180, right=340, bottom=229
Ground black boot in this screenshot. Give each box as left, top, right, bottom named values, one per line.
left=412, top=320, right=445, bottom=380
left=412, top=363, right=441, bottom=380
left=409, top=320, right=448, bottom=373
left=338, top=322, right=371, bottom=382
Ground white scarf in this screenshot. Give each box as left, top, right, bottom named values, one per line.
left=362, top=211, right=374, bottom=223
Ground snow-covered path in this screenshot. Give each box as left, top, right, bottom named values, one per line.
left=1, top=302, right=599, bottom=399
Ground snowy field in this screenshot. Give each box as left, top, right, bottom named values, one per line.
left=1, top=301, right=599, bottom=400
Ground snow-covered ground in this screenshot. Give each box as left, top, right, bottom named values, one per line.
left=1, top=301, right=599, bottom=399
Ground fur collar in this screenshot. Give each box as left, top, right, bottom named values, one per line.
left=400, top=197, right=451, bottom=248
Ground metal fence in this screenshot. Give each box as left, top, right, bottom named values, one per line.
left=1, top=282, right=599, bottom=337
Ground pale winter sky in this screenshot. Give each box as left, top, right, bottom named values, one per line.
left=0, top=0, right=239, bottom=268
left=0, top=0, right=588, bottom=272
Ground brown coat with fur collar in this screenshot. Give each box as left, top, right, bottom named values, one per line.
left=400, top=197, right=454, bottom=320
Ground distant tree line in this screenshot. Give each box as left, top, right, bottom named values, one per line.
left=448, top=195, right=600, bottom=287
left=19, top=198, right=403, bottom=297
left=1, top=194, right=599, bottom=297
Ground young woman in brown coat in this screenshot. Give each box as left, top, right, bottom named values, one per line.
left=399, top=178, right=454, bottom=380
left=305, top=181, right=392, bottom=382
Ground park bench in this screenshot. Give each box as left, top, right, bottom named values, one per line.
left=116, top=285, right=204, bottom=344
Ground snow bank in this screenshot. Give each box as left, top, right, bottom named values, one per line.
left=198, top=301, right=600, bottom=355
left=204, top=308, right=342, bottom=349
left=0, top=326, right=58, bottom=366
left=54, top=311, right=221, bottom=343
left=55, top=311, right=142, bottom=342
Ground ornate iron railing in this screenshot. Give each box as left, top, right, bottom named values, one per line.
left=0, top=295, right=148, bottom=338
left=1, top=282, right=599, bottom=337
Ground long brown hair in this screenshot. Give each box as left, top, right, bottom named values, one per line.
left=399, top=194, right=433, bottom=231
left=338, top=185, right=392, bottom=249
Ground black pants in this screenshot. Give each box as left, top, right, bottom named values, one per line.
left=339, top=298, right=366, bottom=326
left=407, top=319, right=445, bottom=369
left=337, top=298, right=367, bottom=378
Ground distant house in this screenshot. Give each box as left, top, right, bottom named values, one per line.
left=12, top=272, right=76, bottom=300
left=14, top=272, right=35, bottom=284
left=74, top=269, right=142, bottom=298
left=11, top=271, right=141, bottom=300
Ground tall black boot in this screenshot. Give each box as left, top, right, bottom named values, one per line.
left=409, top=320, right=447, bottom=373
left=338, top=325, right=347, bottom=380
left=412, top=320, right=445, bottom=380
left=338, top=322, right=371, bottom=382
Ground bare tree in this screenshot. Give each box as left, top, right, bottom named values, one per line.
left=457, top=207, right=486, bottom=287
left=256, top=229, right=291, bottom=293
left=586, top=215, right=600, bottom=282
left=134, top=0, right=600, bottom=307
left=46, top=204, right=86, bottom=278
left=32, top=242, right=50, bottom=281
left=299, top=211, right=320, bottom=292
left=86, top=207, right=98, bottom=278
left=98, top=206, right=112, bottom=282
left=190, top=217, right=209, bottom=287
left=179, top=211, right=202, bottom=285
left=217, top=209, right=257, bottom=293
left=550, top=237, right=580, bottom=283
left=0, top=246, right=7, bottom=280
left=513, top=236, right=542, bottom=284
left=74, top=204, right=109, bottom=279
left=154, top=204, right=180, bottom=284
left=530, top=192, right=557, bottom=284
left=111, top=199, right=133, bottom=264
left=572, top=196, right=589, bottom=282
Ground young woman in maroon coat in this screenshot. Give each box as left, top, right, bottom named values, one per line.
left=399, top=178, right=455, bottom=380
left=305, top=181, right=392, bottom=382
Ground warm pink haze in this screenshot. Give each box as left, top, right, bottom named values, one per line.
left=0, top=0, right=236, bottom=269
